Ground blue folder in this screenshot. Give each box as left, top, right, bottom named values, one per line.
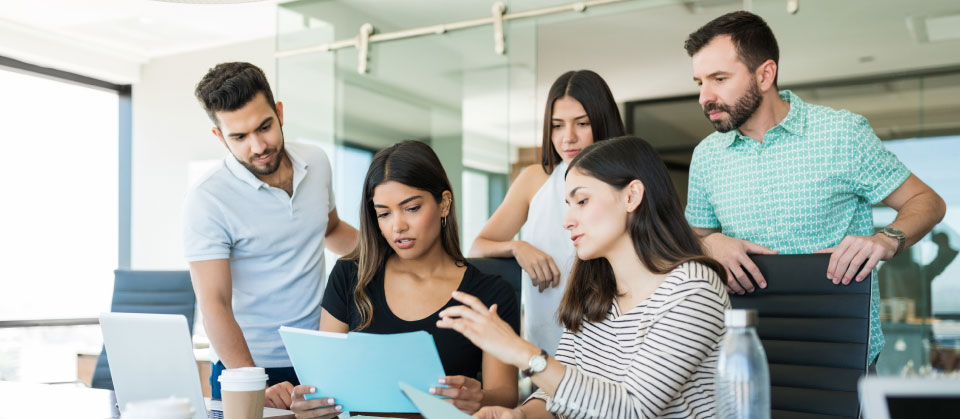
left=279, top=326, right=446, bottom=413
left=399, top=381, right=473, bottom=419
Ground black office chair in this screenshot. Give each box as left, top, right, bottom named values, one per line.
left=467, top=257, right=522, bottom=306
left=730, top=254, right=871, bottom=419
left=90, top=269, right=196, bottom=390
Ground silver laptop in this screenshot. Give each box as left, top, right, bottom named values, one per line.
left=859, top=376, right=960, bottom=419
left=99, top=312, right=292, bottom=419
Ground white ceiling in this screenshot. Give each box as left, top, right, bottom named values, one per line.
left=0, top=0, right=281, bottom=59
left=2, top=0, right=958, bottom=149
left=3, top=0, right=958, bottom=85
left=0, top=0, right=284, bottom=82
left=0, top=0, right=591, bottom=70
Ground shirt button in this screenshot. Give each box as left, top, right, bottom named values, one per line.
left=767, top=227, right=774, bottom=233
left=762, top=186, right=768, bottom=193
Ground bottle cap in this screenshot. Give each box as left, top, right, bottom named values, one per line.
left=724, top=309, right=758, bottom=327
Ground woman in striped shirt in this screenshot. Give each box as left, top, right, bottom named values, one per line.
left=438, top=135, right=731, bottom=419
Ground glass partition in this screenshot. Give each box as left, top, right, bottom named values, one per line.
left=276, top=0, right=686, bottom=256
left=278, top=0, right=960, bottom=378
left=627, top=63, right=960, bottom=378
left=875, top=135, right=960, bottom=375
left=277, top=0, right=529, bottom=257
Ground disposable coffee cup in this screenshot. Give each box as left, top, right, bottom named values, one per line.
left=218, top=367, right=268, bottom=419
left=123, top=397, right=194, bottom=419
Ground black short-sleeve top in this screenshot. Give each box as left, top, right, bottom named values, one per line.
left=321, top=258, right=520, bottom=379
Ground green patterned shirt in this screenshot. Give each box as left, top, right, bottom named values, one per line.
left=685, top=90, right=911, bottom=362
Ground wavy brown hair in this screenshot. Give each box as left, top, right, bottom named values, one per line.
left=540, top=70, right=625, bottom=174
left=558, top=136, right=724, bottom=333
left=345, top=140, right=465, bottom=330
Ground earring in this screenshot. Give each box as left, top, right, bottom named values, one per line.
left=441, top=216, right=447, bottom=228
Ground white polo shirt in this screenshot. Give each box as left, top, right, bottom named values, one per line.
left=182, top=141, right=334, bottom=367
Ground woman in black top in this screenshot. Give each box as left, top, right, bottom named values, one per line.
left=266, top=140, right=520, bottom=417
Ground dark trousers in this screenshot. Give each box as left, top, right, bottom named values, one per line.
left=209, top=361, right=300, bottom=400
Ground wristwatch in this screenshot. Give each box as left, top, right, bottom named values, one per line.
left=879, top=226, right=906, bottom=256
left=521, top=349, right=548, bottom=378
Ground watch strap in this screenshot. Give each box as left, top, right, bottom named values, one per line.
left=521, top=349, right=548, bottom=378
left=881, top=227, right=906, bottom=256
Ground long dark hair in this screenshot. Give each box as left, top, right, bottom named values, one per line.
left=345, top=140, right=465, bottom=330
left=541, top=70, right=625, bottom=174
left=558, top=136, right=724, bottom=333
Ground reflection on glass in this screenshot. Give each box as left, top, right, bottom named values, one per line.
left=878, top=136, right=960, bottom=375
left=275, top=0, right=538, bottom=249
left=630, top=74, right=960, bottom=376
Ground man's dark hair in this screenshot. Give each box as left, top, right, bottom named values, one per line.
left=684, top=11, right=780, bottom=86
left=194, top=62, right=277, bottom=125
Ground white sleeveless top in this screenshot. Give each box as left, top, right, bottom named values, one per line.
left=519, top=161, right=576, bottom=354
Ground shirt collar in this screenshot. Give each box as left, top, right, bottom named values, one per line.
left=223, top=145, right=308, bottom=190
left=286, top=145, right=308, bottom=173
left=719, top=130, right=739, bottom=148
left=721, top=89, right=805, bottom=148
left=776, top=90, right=805, bottom=137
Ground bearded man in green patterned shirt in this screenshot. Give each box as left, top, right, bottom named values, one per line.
left=683, top=11, right=946, bottom=365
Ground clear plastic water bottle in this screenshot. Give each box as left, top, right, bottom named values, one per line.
left=716, top=309, right=770, bottom=419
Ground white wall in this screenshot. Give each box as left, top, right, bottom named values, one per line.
left=130, top=37, right=276, bottom=269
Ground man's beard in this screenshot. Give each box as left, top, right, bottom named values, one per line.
left=703, top=81, right=763, bottom=133
left=235, top=137, right=285, bottom=176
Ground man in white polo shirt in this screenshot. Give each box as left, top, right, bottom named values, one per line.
left=183, top=62, right=358, bottom=404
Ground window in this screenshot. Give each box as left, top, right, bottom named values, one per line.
left=875, top=135, right=960, bottom=375
left=0, top=65, right=120, bottom=320
left=0, top=59, right=128, bottom=382
left=626, top=70, right=960, bottom=376
left=321, top=142, right=375, bottom=278
left=462, top=169, right=507, bottom=254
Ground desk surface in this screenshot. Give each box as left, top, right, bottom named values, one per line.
left=0, top=382, right=417, bottom=419
left=0, top=381, right=119, bottom=418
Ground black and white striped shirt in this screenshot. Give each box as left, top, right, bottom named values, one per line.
left=529, top=262, right=730, bottom=418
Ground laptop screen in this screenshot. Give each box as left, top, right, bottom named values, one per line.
left=886, top=396, right=960, bottom=418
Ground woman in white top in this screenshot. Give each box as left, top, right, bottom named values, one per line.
left=439, top=136, right=731, bottom=419
left=469, top=70, right=625, bottom=354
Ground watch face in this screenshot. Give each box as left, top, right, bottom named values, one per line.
left=883, top=227, right=905, bottom=237
left=531, top=355, right=547, bottom=371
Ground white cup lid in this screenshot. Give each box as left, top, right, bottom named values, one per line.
left=219, top=367, right=268, bottom=382
left=219, top=367, right=269, bottom=391
left=123, top=397, right=194, bottom=419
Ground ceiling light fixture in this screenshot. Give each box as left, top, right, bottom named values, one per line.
left=907, top=13, right=960, bottom=43
left=787, top=0, right=799, bottom=14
